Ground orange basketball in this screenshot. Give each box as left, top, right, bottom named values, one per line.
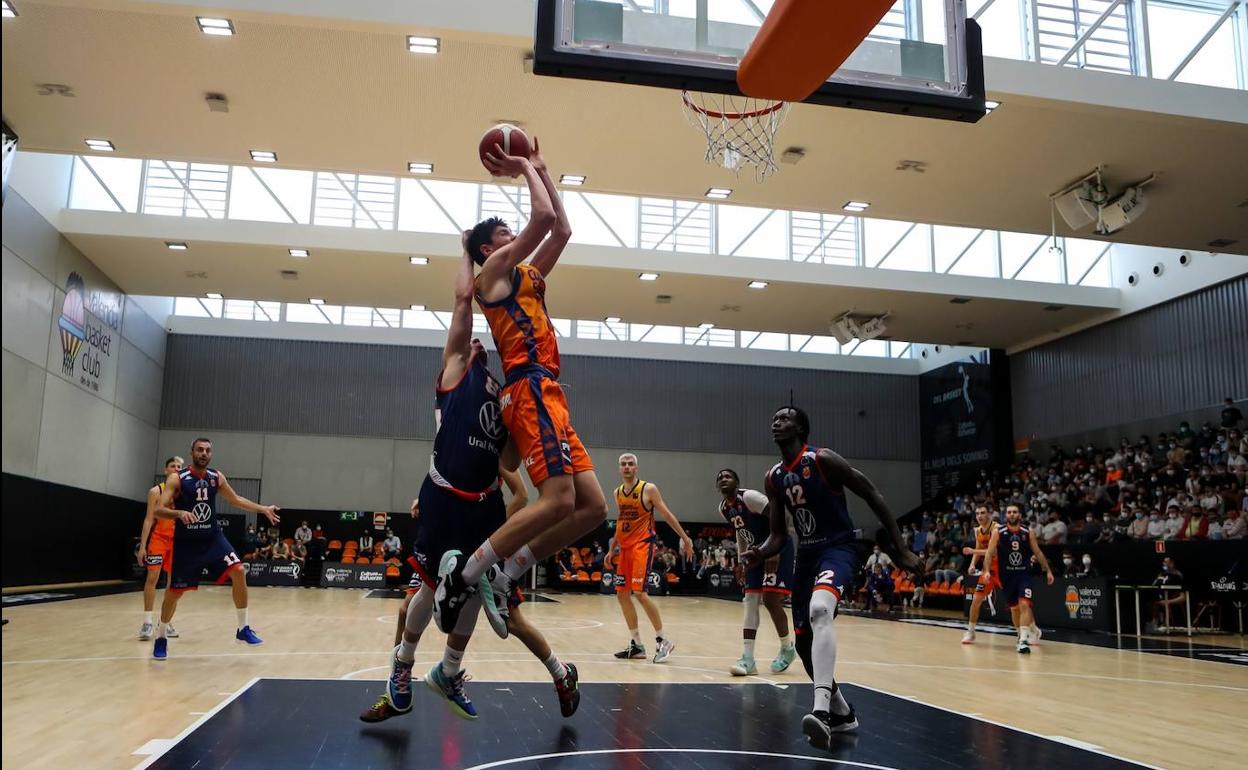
left=479, top=124, right=531, bottom=171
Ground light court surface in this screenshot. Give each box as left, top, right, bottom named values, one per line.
left=2, top=589, right=1244, bottom=770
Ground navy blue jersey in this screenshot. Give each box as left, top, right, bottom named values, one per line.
left=430, top=351, right=507, bottom=494
left=995, top=524, right=1032, bottom=573
left=766, top=446, right=855, bottom=550
left=719, top=489, right=770, bottom=550
left=173, top=467, right=221, bottom=543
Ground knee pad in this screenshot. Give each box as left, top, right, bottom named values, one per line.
left=809, top=589, right=839, bottom=625
left=742, top=592, right=761, bottom=631
left=796, top=629, right=814, bottom=678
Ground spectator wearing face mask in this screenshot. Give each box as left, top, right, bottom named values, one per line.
left=1078, top=512, right=1101, bottom=545
left=1128, top=509, right=1149, bottom=539
left=1059, top=550, right=1080, bottom=578
left=1179, top=508, right=1209, bottom=540
left=1096, top=514, right=1118, bottom=544
left=1224, top=509, right=1246, bottom=539
left=1163, top=508, right=1184, bottom=540
left=865, top=545, right=893, bottom=571
left=1075, top=553, right=1099, bottom=578
left=1042, top=511, right=1068, bottom=544
left=1146, top=510, right=1165, bottom=539
left=1207, top=514, right=1225, bottom=540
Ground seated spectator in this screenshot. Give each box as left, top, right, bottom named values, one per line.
left=312, top=523, right=325, bottom=541
left=1079, top=512, right=1102, bottom=544
left=1146, top=509, right=1165, bottom=539
left=934, top=556, right=960, bottom=585
left=1150, top=557, right=1186, bottom=630
left=1163, top=507, right=1183, bottom=540
left=359, top=530, right=375, bottom=554
left=292, top=539, right=307, bottom=567
left=1075, top=553, right=1099, bottom=578
left=271, top=538, right=292, bottom=561
left=1059, top=549, right=1080, bottom=578
left=257, top=531, right=274, bottom=560
left=242, top=524, right=261, bottom=560
left=1042, top=511, right=1068, bottom=544
left=1179, top=508, right=1209, bottom=540
left=1129, top=509, right=1150, bottom=539
left=294, top=520, right=312, bottom=546
left=1207, top=514, right=1225, bottom=540
left=1095, top=514, right=1118, bottom=544
left=1225, top=509, right=1246, bottom=539
left=383, top=528, right=401, bottom=559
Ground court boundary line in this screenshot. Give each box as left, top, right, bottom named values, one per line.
left=130, top=676, right=260, bottom=770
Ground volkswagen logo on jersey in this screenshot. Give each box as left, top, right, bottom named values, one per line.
left=1008, top=551, right=1024, bottom=567
left=478, top=401, right=504, bottom=440
left=794, top=507, right=817, bottom=537
left=191, top=502, right=212, bottom=524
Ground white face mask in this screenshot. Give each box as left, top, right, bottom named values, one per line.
left=1082, top=555, right=1092, bottom=566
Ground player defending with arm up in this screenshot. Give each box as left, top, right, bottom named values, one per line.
left=742, top=406, right=920, bottom=748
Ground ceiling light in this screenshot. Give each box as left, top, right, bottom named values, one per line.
left=560, top=174, right=586, bottom=186
left=2, top=2, right=17, bottom=19
left=164, top=241, right=188, bottom=251
left=949, top=297, right=972, bottom=304
left=638, top=272, right=659, bottom=281
left=407, top=35, right=440, bottom=54
left=84, top=138, right=114, bottom=152
left=706, top=187, right=732, bottom=199
left=843, top=201, right=870, bottom=212
left=699, top=322, right=714, bottom=330
left=309, top=298, right=325, bottom=305
left=408, top=162, right=433, bottom=175
left=197, top=17, right=234, bottom=36
left=409, top=256, right=429, bottom=265
left=604, top=316, right=621, bottom=324
left=410, top=304, right=425, bottom=311
left=206, top=292, right=223, bottom=300
left=288, top=248, right=309, bottom=258
left=748, top=280, right=768, bottom=289
left=985, top=99, right=1001, bottom=113
left=250, top=150, right=277, bottom=163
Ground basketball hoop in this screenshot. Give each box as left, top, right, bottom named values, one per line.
left=681, top=91, right=789, bottom=181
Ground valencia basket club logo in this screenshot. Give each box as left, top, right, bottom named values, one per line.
left=1065, top=585, right=1081, bottom=619
left=58, top=272, right=87, bottom=376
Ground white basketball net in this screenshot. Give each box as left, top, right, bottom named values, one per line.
left=681, top=91, right=789, bottom=181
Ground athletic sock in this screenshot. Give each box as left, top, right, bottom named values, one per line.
left=156, top=622, right=168, bottom=640
left=742, top=639, right=756, bottom=658
left=236, top=608, right=248, bottom=630
left=543, top=652, right=568, bottom=680
left=814, top=684, right=833, bottom=712
left=502, top=545, right=537, bottom=581
left=441, top=646, right=466, bottom=677
left=1019, top=626, right=1031, bottom=644
left=655, top=629, right=668, bottom=643
left=629, top=628, right=642, bottom=645
left=461, top=540, right=500, bottom=584
left=144, top=611, right=154, bottom=625
left=779, top=634, right=793, bottom=649
left=398, top=639, right=418, bottom=664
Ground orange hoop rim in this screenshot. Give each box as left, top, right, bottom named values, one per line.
left=681, top=90, right=786, bottom=120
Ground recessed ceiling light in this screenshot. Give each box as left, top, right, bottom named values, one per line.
left=748, top=280, right=768, bottom=289
left=408, top=162, right=433, bottom=175
left=706, top=187, right=732, bottom=199
left=84, top=138, right=114, bottom=152
left=409, top=256, right=429, bottom=265
left=949, top=296, right=972, bottom=304
left=410, top=304, right=425, bottom=311
left=309, top=298, right=325, bottom=305
left=843, top=201, right=870, bottom=212
left=407, top=35, right=439, bottom=54
left=250, top=150, right=277, bottom=163
left=164, top=241, right=188, bottom=251
left=206, top=292, right=223, bottom=300
left=197, top=17, right=234, bottom=36
left=288, top=248, right=309, bottom=258
left=699, top=322, right=714, bottom=330
left=2, top=1, right=17, bottom=19
left=638, top=272, right=659, bottom=281
left=985, top=99, right=1002, bottom=113
left=604, top=316, right=621, bottom=324
left=560, top=174, right=586, bottom=186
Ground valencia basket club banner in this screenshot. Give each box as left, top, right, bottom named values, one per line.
left=320, top=563, right=387, bottom=588
left=243, top=560, right=303, bottom=586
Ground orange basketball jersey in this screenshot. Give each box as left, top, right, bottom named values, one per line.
left=974, top=525, right=997, bottom=573
left=475, top=264, right=561, bottom=379
left=614, top=480, right=655, bottom=548
left=153, top=482, right=174, bottom=538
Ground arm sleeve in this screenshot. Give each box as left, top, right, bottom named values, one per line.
left=742, top=489, right=769, bottom=514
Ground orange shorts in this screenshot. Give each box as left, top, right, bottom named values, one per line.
left=500, top=373, right=593, bottom=486
left=974, top=570, right=1001, bottom=594
left=613, top=540, right=655, bottom=594
left=145, top=531, right=174, bottom=571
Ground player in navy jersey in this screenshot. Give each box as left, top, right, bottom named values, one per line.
left=151, top=437, right=281, bottom=660
left=716, top=468, right=796, bottom=676
left=742, top=406, right=921, bottom=749
left=360, top=246, right=579, bottom=724
left=981, top=504, right=1054, bottom=654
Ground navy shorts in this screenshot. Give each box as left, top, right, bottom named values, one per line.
left=1001, top=571, right=1034, bottom=607
left=410, top=477, right=521, bottom=606
left=792, top=542, right=857, bottom=633
left=745, top=537, right=795, bottom=595
left=170, top=530, right=242, bottom=591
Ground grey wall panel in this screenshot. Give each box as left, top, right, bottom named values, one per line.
left=106, top=409, right=159, bottom=500
left=390, top=439, right=434, bottom=512
left=260, top=434, right=394, bottom=510
left=161, top=336, right=919, bottom=461
left=36, top=373, right=114, bottom=492
left=1012, top=276, right=1248, bottom=443
left=2, top=247, right=54, bottom=367
left=114, top=339, right=164, bottom=427
left=156, top=430, right=265, bottom=477
left=2, top=350, right=46, bottom=476
left=0, top=193, right=59, bottom=282
left=122, top=298, right=167, bottom=368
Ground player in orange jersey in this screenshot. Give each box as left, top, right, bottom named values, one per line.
left=960, top=504, right=1001, bottom=644
left=433, top=137, right=608, bottom=633
left=137, top=455, right=183, bottom=640
left=609, top=453, right=694, bottom=663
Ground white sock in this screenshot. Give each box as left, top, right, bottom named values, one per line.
left=1019, top=626, right=1031, bottom=643
left=156, top=622, right=168, bottom=640
left=398, top=589, right=433, bottom=663
left=144, top=611, right=153, bottom=625
left=236, top=608, right=248, bottom=630
left=814, top=684, right=833, bottom=712
left=779, top=634, right=793, bottom=649
left=629, top=628, right=642, bottom=645
left=742, top=638, right=756, bottom=658
left=503, top=545, right=537, bottom=581
left=461, top=540, right=499, bottom=584
left=441, top=646, right=465, bottom=677
left=656, top=628, right=667, bottom=643
left=542, top=652, right=567, bottom=680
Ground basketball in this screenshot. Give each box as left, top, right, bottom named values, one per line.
left=479, top=124, right=531, bottom=171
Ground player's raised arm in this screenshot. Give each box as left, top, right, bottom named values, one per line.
left=1027, top=528, right=1055, bottom=585
left=218, top=471, right=281, bottom=525
left=816, top=448, right=922, bottom=576
left=443, top=247, right=476, bottom=379
left=526, top=138, right=572, bottom=277
left=645, top=484, right=693, bottom=560
left=477, top=149, right=556, bottom=290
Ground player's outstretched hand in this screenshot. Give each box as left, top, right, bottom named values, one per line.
left=740, top=547, right=762, bottom=570
left=1045, top=570, right=1055, bottom=585
left=410, top=499, right=420, bottom=519
left=483, top=144, right=530, bottom=178
left=137, top=547, right=146, bottom=565
left=962, top=546, right=974, bottom=556
left=529, top=137, right=547, bottom=175
left=261, top=505, right=281, bottom=525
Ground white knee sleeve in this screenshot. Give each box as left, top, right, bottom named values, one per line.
left=742, top=591, right=761, bottom=631
left=809, top=588, right=838, bottom=627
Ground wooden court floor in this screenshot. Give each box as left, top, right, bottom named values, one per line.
left=2, top=587, right=1245, bottom=769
